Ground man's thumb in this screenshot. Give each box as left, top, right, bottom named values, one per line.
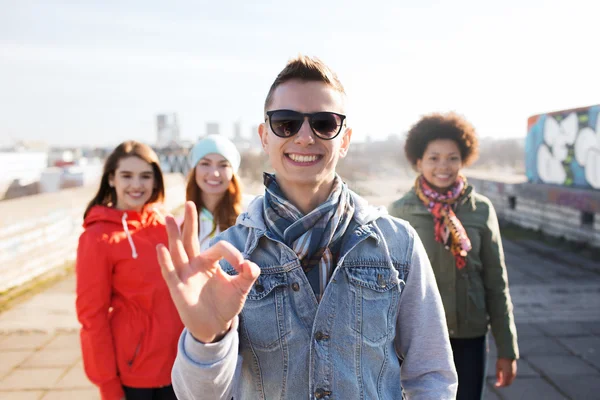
left=231, top=260, right=261, bottom=294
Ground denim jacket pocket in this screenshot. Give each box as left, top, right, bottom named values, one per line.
left=345, top=266, right=404, bottom=344
left=241, top=272, right=290, bottom=350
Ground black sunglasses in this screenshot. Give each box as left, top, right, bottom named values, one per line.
left=265, top=109, right=347, bottom=140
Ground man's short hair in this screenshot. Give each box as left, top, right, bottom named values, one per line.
left=264, top=55, right=346, bottom=112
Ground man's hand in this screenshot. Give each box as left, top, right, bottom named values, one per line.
left=495, top=358, right=517, bottom=387
left=157, top=201, right=260, bottom=343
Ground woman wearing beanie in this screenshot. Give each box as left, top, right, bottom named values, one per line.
left=389, top=113, right=519, bottom=400
left=186, top=134, right=252, bottom=250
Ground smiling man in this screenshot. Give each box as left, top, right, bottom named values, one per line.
left=157, top=55, right=458, bottom=399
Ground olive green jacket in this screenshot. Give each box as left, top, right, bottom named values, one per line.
left=389, top=186, right=519, bottom=360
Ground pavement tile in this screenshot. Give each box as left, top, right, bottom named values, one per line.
left=41, top=389, right=99, bottom=400
left=510, top=265, right=552, bottom=283
left=0, top=334, right=52, bottom=351
left=517, top=241, right=600, bottom=276
left=0, top=350, right=36, bottom=378
left=43, top=333, right=79, bottom=350
left=0, top=368, right=65, bottom=390
left=0, top=391, right=45, bottom=399
left=20, top=349, right=80, bottom=369
left=547, top=375, right=600, bottom=400
left=514, top=322, right=545, bottom=338
left=49, top=277, right=75, bottom=294
left=0, top=295, right=79, bottom=334
left=527, top=355, right=600, bottom=376
left=488, top=377, right=567, bottom=400
left=517, top=337, right=571, bottom=356
left=581, top=322, right=600, bottom=335
left=515, top=359, right=542, bottom=378
left=556, top=336, right=600, bottom=370
left=536, top=321, right=596, bottom=337
left=502, top=240, right=530, bottom=255
left=505, top=271, right=531, bottom=286
left=53, top=364, right=94, bottom=390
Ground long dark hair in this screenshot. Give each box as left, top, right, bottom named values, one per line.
left=83, top=141, right=165, bottom=219
left=185, top=168, right=242, bottom=238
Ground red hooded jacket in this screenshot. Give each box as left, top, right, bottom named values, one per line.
left=75, top=204, right=183, bottom=400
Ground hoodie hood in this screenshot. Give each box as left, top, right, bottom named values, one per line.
left=83, top=204, right=165, bottom=228
left=83, top=204, right=166, bottom=259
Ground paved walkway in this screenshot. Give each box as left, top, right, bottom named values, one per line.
left=0, top=238, right=599, bottom=399
left=0, top=276, right=97, bottom=399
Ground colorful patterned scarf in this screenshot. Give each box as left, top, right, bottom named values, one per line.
left=263, top=172, right=354, bottom=299
left=415, top=174, right=472, bottom=269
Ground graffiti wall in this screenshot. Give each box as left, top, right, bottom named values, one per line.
left=526, top=104, right=600, bottom=189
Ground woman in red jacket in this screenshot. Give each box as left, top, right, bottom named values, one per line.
left=75, top=141, right=183, bottom=400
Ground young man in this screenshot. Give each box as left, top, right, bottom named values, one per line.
left=157, top=56, right=458, bottom=399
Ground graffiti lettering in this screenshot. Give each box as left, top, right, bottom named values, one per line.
left=526, top=105, right=600, bottom=190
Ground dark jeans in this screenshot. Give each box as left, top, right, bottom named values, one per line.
left=450, top=335, right=487, bottom=400
left=123, top=385, right=178, bottom=400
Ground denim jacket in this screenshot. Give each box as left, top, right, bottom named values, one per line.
left=171, top=192, right=458, bottom=400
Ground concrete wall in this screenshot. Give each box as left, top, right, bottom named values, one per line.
left=0, top=174, right=186, bottom=293
left=468, top=176, right=600, bottom=248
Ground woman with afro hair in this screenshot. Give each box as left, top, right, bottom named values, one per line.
left=390, top=112, right=519, bottom=399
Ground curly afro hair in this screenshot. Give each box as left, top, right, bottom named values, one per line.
left=404, top=112, right=479, bottom=167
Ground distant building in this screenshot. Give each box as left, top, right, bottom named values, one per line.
left=250, top=125, right=261, bottom=149
left=233, top=120, right=242, bottom=140
left=206, top=122, right=220, bottom=136
left=156, top=113, right=180, bottom=148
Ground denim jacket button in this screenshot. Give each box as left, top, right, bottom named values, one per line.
left=291, top=282, right=300, bottom=292
left=315, top=388, right=331, bottom=398
left=377, top=273, right=386, bottom=287
left=315, top=331, right=324, bottom=341
left=255, top=284, right=265, bottom=293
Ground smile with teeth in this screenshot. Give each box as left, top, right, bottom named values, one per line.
left=127, top=192, right=144, bottom=198
left=287, top=153, right=320, bottom=163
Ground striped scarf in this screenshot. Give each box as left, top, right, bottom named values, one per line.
left=415, top=174, right=472, bottom=270
left=263, top=172, right=354, bottom=300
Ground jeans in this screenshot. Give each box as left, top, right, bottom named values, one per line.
left=123, top=385, right=178, bottom=400
left=450, top=335, right=487, bottom=400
